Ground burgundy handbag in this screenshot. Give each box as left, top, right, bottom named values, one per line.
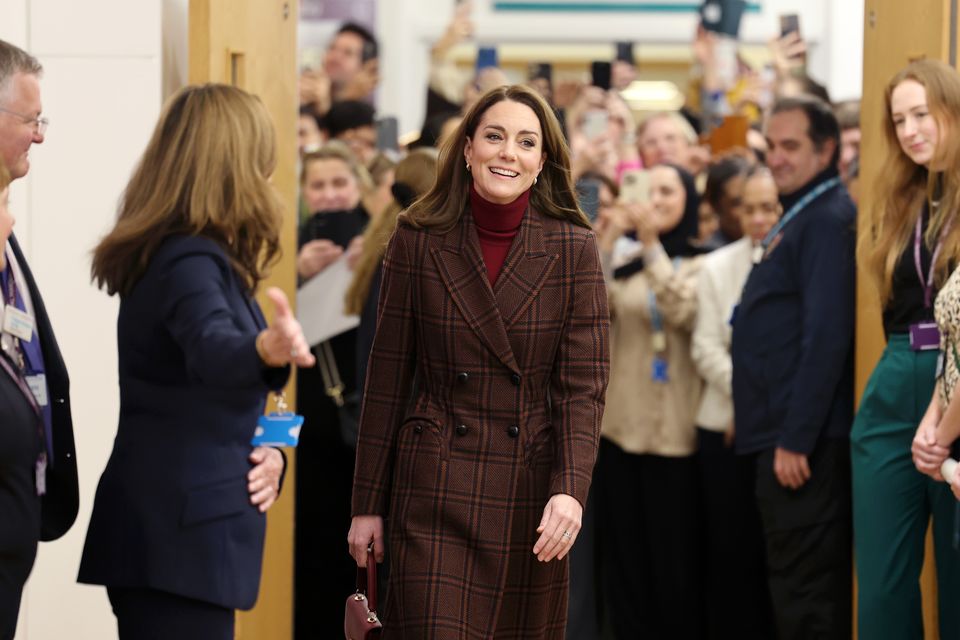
left=344, top=551, right=382, bottom=639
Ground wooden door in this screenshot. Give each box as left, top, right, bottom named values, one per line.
left=189, top=1, right=299, bottom=638
left=858, top=1, right=956, bottom=637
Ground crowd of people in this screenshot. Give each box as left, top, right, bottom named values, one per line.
left=5, top=5, right=960, bottom=640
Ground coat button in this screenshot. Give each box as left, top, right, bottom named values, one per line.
left=511, top=373, right=521, bottom=386
left=414, top=424, right=423, bottom=434
left=507, top=425, right=520, bottom=438
left=457, top=372, right=469, bottom=384
left=456, top=424, right=469, bottom=436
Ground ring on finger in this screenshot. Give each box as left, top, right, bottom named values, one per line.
left=561, top=530, right=572, bottom=539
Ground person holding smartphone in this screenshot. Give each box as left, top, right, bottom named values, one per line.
left=595, top=164, right=706, bottom=639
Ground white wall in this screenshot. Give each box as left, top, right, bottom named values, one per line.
left=375, top=0, right=866, bottom=135
left=0, top=0, right=163, bottom=637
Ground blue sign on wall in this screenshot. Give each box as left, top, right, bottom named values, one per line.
left=493, top=1, right=761, bottom=12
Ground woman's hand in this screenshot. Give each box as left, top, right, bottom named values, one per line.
left=257, top=287, right=316, bottom=368
left=623, top=202, right=658, bottom=246
left=533, top=493, right=583, bottom=562
left=913, top=400, right=948, bottom=480
left=345, top=235, right=365, bottom=270
left=297, top=239, right=343, bottom=280
left=348, top=515, right=385, bottom=567
left=248, top=447, right=284, bottom=512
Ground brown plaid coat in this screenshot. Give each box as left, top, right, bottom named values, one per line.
left=352, top=206, right=610, bottom=639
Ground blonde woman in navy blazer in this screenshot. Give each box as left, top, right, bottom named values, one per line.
left=78, top=84, right=314, bottom=640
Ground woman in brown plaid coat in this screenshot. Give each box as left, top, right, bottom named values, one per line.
left=348, top=85, right=610, bottom=639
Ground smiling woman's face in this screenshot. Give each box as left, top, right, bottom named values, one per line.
left=464, top=99, right=546, bottom=204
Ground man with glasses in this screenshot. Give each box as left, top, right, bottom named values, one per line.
left=0, top=37, right=78, bottom=637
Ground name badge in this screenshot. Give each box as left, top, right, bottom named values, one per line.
left=2, top=304, right=34, bottom=342
left=26, top=373, right=48, bottom=406
left=35, top=455, right=47, bottom=496
left=909, top=322, right=940, bottom=351
left=651, top=330, right=667, bottom=353
left=252, top=412, right=305, bottom=447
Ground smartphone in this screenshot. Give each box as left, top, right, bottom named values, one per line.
left=780, top=13, right=801, bottom=37
left=528, top=62, right=552, bottom=83
left=476, top=46, right=498, bottom=71
left=577, top=178, right=602, bottom=223
left=361, top=39, right=377, bottom=63
left=376, top=116, right=399, bottom=152
left=619, top=169, right=651, bottom=205
left=590, top=61, right=612, bottom=91
left=701, top=0, right=747, bottom=38
left=582, top=109, right=609, bottom=140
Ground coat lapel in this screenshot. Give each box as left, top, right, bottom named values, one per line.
left=431, top=213, right=520, bottom=374
left=493, top=209, right=557, bottom=330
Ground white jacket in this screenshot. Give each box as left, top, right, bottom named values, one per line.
left=692, top=237, right=755, bottom=432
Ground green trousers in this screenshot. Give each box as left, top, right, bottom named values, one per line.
left=852, top=334, right=960, bottom=640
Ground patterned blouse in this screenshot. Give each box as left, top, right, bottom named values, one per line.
left=935, top=265, right=960, bottom=407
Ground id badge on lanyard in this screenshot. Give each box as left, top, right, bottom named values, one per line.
left=252, top=392, right=305, bottom=447
left=911, top=212, right=951, bottom=351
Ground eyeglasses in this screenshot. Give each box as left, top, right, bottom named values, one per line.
left=0, top=107, right=49, bottom=135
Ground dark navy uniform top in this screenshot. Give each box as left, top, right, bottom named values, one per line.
left=731, top=167, right=856, bottom=455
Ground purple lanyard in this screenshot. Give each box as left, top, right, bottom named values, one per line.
left=915, top=212, right=952, bottom=308
left=0, top=349, right=40, bottom=416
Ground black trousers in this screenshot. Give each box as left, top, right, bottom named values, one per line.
left=748, top=438, right=852, bottom=640
left=107, top=587, right=234, bottom=640
left=565, top=483, right=600, bottom=640
left=295, top=331, right=360, bottom=639
left=697, top=428, right=774, bottom=640
left=0, top=548, right=36, bottom=640
left=595, top=437, right=702, bottom=640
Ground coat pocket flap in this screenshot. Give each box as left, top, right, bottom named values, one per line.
left=181, top=478, right=250, bottom=526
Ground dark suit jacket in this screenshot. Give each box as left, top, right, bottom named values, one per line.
left=77, top=235, right=288, bottom=610
left=731, top=168, right=856, bottom=456
left=8, top=235, right=78, bottom=542
left=352, top=209, right=610, bottom=637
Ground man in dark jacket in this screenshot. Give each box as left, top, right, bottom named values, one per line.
left=0, top=38, right=79, bottom=636
left=731, top=95, right=855, bottom=640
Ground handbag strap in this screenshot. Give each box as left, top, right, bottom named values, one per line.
left=355, top=548, right=378, bottom=613
left=315, top=340, right=345, bottom=407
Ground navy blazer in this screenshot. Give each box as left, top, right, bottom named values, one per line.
left=8, top=235, right=78, bottom=541
left=78, top=235, right=289, bottom=610
left=731, top=169, right=856, bottom=456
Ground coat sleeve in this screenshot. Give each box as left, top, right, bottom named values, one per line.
left=351, top=226, right=418, bottom=517
left=778, top=209, right=856, bottom=454
left=549, top=232, right=610, bottom=507
left=691, top=262, right=733, bottom=396
left=158, top=247, right=288, bottom=391
left=642, top=245, right=700, bottom=331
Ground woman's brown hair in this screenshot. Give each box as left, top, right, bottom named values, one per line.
left=859, top=59, right=960, bottom=304
left=345, top=148, right=439, bottom=315
left=400, top=84, right=590, bottom=231
left=91, top=83, right=284, bottom=296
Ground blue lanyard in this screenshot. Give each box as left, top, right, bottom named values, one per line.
left=761, top=176, right=842, bottom=249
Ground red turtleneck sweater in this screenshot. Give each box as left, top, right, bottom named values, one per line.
left=470, top=184, right=529, bottom=286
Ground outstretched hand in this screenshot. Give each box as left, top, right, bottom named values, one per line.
left=257, top=287, right=315, bottom=368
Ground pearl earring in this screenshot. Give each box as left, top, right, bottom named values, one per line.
left=466, top=163, right=471, bottom=172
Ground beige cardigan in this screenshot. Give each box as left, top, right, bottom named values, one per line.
left=691, top=237, right=755, bottom=432
left=601, top=243, right=704, bottom=456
